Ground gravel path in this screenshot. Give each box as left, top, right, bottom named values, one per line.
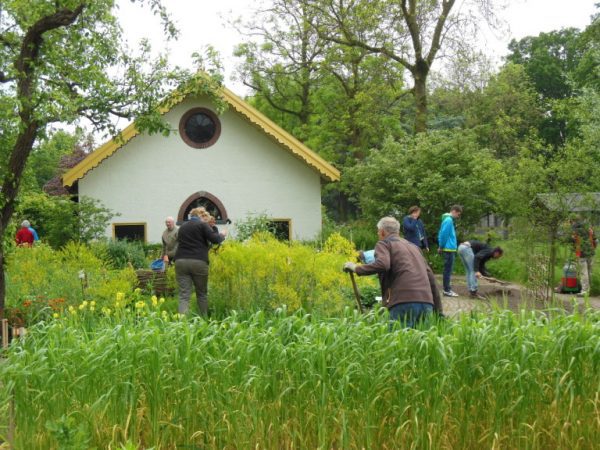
left=438, top=275, right=600, bottom=317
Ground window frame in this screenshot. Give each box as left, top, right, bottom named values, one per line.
left=177, top=191, right=229, bottom=224
left=112, top=222, right=147, bottom=243
left=268, top=218, right=292, bottom=241
left=179, top=107, right=221, bottom=149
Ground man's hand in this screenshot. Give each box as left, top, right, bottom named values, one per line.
left=343, top=262, right=357, bottom=273
left=475, top=271, right=482, bottom=278
left=163, top=255, right=169, bottom=263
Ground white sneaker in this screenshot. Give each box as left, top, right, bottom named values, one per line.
left=443, top=290, right=459, bottom=297
left=577, top=291, right=588, bottom=297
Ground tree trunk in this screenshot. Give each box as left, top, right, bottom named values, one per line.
left=0, top=123, right=39, bottom=313
left=0, top=247, right=5, bottom=319
left=413, top=69, right=428, bottom=134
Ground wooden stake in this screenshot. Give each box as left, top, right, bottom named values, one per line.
left=1, top=319, right=8, bottom=350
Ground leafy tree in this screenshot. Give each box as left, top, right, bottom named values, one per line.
left=507, top=29, right=584, bottom=101
left=344, top=129, right=500, bottom=238
left=235, top=0, right=407, bottom=163
left=427, top=48, right=495, bottom=130
left=42, top=140, right=91, bottom=195
left=0, top=0, right=222, bottom=315
left=574, top=6, right=600, bottom=90
left=307, top=48, right=407, bottom=164
left=466, top=63, right=545, bottom=159
left=233, top=0, right=325, bottom=140
left=506, top=28, right=586, bottom=147
left=307, top=0, right=507, bottom=133
left=25, top=130, right=82, bottom=191
left=234, top=0, right=409, bottom=220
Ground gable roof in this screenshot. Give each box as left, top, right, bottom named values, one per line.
left=62, top=87, right=340, bottom=187
left=536, top=193, right=600, bottom=212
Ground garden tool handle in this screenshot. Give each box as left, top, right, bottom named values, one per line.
left=348, top=271, right=364, bottom=314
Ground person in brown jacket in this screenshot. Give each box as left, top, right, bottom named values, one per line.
left=344, top=216, right=442, bottom=328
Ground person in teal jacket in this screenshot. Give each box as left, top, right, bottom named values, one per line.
left=437, top=205, right=462, bottom=296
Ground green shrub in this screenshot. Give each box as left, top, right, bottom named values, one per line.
left=234, top=212, right=274, bottom=241
left=96, top=239, right=148, bottom=269
left=143, top=242, right=163, bottom=259
left=15, top=192, right=115, bottom=248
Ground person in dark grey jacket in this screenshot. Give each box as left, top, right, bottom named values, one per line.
left=457, top=240, right=503, bottom=299
left=175, top=207, right=227, bottom=315
left=344, top=216, right=442, bottom=328
left=402, top=206, right=429, bottom=251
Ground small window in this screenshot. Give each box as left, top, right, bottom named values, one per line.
left=113, top=223, right=147, bottom=242
left=268, top=219, right=291, bottom=241
left=179, top=107, right=221, bottom=148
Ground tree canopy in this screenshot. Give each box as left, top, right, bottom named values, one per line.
left=0, top=0, right=222, bottom=314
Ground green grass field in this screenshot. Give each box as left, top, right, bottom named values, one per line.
left=1, top=308, right=598, bottom=449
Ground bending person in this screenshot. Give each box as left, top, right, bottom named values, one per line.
left=344, top=216, right=442, bottom=328
left=457, top=240, right=503, bottom=299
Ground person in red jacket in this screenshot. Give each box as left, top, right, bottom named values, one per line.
left=15, top=220, right=34, bottom=247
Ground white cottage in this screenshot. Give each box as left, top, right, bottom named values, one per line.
left=62, top=87, right=340, bottom=242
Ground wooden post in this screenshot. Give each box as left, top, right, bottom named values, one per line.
left=1, top=318, right=8, bottom=350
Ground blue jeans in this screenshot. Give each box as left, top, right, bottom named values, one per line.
left=458, top=244, right=477, bottom=292
left=389, top=302, right=434, bottom=329
left=442, top=251, right=456, bottom=292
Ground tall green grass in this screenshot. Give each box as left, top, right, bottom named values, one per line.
left=1, top=309, right=598, bottom=449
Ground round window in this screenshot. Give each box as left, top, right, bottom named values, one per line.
left=179, top=108, right=221, bottom=148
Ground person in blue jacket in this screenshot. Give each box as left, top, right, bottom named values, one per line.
left=437, top=205, right=462, bottom=297
left=402, top=206, right=429, bottom=252
left=25, top=220, right=39, bottom=244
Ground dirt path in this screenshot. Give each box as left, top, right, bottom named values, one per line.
left=438, top=275, right=600, bottom=317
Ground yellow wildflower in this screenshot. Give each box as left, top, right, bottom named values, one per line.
left=116, top=292, right=125, bottom=302
left=52, top=313, right=59, bottom=319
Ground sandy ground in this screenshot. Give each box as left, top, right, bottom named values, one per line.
left=439, top=275, right=600, bottom=317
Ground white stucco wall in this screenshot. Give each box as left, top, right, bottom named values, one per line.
left=78, top=97, right=324, bottom=242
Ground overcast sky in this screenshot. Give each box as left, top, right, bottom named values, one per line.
left=117, top=0, right=598, bottom=96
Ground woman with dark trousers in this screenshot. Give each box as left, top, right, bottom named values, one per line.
left=174, top=207, right=227, bottom=315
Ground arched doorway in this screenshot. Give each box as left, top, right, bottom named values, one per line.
left=177, top=191, right=229, bottom=224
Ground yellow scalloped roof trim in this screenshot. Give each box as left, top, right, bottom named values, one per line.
left=62, top=87, right=340, bottom=187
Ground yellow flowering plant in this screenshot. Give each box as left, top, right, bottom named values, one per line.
left=208, top=233, right=377, bottom=315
